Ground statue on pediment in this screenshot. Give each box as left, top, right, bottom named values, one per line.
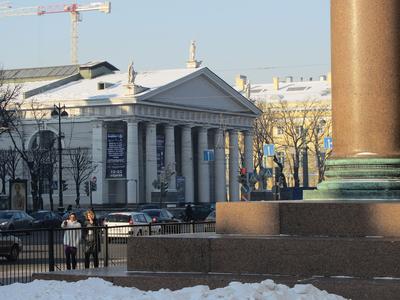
left=128, top=61, right=136, bottom=84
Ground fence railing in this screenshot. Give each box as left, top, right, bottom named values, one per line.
left=0, top=221, right=215, bottom=285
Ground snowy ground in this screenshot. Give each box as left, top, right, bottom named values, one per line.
left=0, top=277, right=347, bottom=300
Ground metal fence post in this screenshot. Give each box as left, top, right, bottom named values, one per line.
left=149, top=222, right=152, bottom=236
left=104, top=226, right=109, bottom=267
left=48, top=228, right=55, bottom=272
left=191, top=221, right=195, bottom=233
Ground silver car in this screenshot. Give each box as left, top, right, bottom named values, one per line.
left=104, top=212, right=161, bottom=237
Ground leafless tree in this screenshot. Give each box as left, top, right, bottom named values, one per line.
left=273, top=98, right=324, bottom=188
left=0, top=69, right=22, bottom=134
left=307, top=108, right=332, bottom=183
left=66, top=147, right=97, bottom=207
left=4, top=98, right=54, bottom=210
left=253, top=101, right=287, bottom=189
left=6, top=148, right=20, bottom=181
left=0, top=150, right=7, bottom=194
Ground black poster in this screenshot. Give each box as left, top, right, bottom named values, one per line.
left=106, top=129, right=127, bottom=178
left=156, top=134, right=165, bottom=172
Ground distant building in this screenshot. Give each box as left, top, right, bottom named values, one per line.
left=0, top=61, right=261, bottom=209
left=237, top=74, right=332, bottom=188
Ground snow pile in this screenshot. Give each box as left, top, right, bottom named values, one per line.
left=0, top=277, right=347, bottom=300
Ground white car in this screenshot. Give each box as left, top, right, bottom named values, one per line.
left=103, top=212, right=161, bottom=238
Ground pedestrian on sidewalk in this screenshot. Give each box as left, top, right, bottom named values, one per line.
left=83, top=209, right=101, bottom=268
left=61, top=212, right=82, bottom=270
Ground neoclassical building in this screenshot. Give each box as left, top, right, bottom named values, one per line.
left=1, top=60, right=260, bottom=208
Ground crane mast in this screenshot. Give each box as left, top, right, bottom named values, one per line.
left=1, top=1, right=111, bottom=64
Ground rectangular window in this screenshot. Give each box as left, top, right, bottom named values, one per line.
left=295, top=126, right=303, bottom=135
left=277, top=126, right=284, bottom=135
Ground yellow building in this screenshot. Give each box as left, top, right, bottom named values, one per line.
left=237, top=74, right=332, bottom=188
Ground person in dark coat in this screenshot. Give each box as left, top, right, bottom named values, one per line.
left=184, top=204, right=194, bottom=222
left=83, top=209, right=101, bottom=268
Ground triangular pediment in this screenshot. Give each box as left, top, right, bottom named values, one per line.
left=137, top=68, right=261, bottom=115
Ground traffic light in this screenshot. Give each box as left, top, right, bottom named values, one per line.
left=62, top=180, right=68, bottom=191
left=84, top=181, right=90, bottom=196
left=90, top=181, right=97, bottom=191
left=160, top=181, right=168, bottom=196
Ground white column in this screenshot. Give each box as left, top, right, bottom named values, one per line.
left=91, top=121, right=107, bottom=204
left=181, top=125, right=194, bottom=203
left=198, top=127, right=210, bottom=203
left=145, top=122, right=157, bottom=203
left=127, top=120, right=139, bottom=204
left=229, top=129, right=239, bottom=201
left=244, top=130, right=254, bottom=173
left=214, top=128, right=226, bottom=202
left=164, top=125, right=176, bottom=190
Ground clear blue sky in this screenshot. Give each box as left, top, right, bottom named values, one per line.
left=1, top=0, right=330, bottom=84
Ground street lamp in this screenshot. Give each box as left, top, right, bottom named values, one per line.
left=51, top=103, right=68, bottom=212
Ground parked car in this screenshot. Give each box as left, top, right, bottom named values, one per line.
left=0, top=232, right=23, bottom=261
left=205, top=210, right=216, bottom=222
left=0, top=210, right=34, bottom=231
left=30, top=210, right=63, bottom=229
left=141, top=209, right=181, bottom=223
left=103, top=212, right=161, bottom=237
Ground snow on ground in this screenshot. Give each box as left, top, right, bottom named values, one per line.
left=0, top=277, right=347, bottom=300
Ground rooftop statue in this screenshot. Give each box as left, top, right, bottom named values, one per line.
left=128, top=61, right=136, bottom=84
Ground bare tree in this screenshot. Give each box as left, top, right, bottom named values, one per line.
left=0, top=150, right=7, bottom=194
left=4, top=98, right=55, bottom=210
left=253, top=101, right=287, bottom=189
left=6, top=148, right=20, bottom=181
left=273, top=98, right=323, bottom=188
left=66, top=147, right=96, bottom=207
left=307, top=108, right=332, bottom=183
left=0, top=69, right=21, bottom=135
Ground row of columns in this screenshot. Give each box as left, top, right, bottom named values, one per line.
left=95, top=120, right=253, bottom=204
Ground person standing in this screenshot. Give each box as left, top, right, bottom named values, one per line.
left=61, top=212, right=82, bottom=270
left=83, top=209, right=101, bottom=268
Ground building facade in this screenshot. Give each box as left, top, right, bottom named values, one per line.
left=0, top=62, right=261, bottom=208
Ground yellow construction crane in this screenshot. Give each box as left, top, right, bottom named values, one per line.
left=0, top=1, right=111, bottom=64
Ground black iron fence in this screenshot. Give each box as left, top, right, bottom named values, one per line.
left=0, top=221, right=215, bottom=285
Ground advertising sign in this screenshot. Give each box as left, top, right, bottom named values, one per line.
left=106, top=130, right=127, bottom=178
left=10, top=179, right=28, bottom=211
left=156, top=135, right=165, bottom=172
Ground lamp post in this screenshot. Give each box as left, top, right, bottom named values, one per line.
left=51, top=103, right=68, bottom=212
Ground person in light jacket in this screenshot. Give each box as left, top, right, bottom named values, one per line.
left=61, top=212, right=82, bottom=270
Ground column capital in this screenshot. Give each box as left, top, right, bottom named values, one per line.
left=125, top=118, right=138, bottom=124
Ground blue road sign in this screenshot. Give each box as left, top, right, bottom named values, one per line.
left=203, top=149, right=215, bottom=161
left=265, top=168, right=273, bottom=178
left=324, top=137, right=333, bottom=150
left=263, top=144, right=275, bottom=156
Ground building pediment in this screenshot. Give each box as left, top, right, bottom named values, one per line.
left=137, top=68, right=261, bottom=116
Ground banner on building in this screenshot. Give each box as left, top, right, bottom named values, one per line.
left=156, top=134, right=165, bottom=172
left=106, top=123, right=127, bottom=178
left=175, top=176, right=185, bottom=203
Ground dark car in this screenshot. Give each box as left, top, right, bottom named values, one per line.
left=141, top=209, right=180, bottom=223
left=0, top=232, right=23, bottom=261
left=169, top=205, right=213, bottom=221
left=30, top=210, right=63, bottom=229
left=0, top=210, right=34, bottom=230
left=205, top=210, right=216, bottom=222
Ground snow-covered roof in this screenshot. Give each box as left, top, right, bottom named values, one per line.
left=249, top=79, right=331, bottom=103
left=12, top=67, right=202, bottom=102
